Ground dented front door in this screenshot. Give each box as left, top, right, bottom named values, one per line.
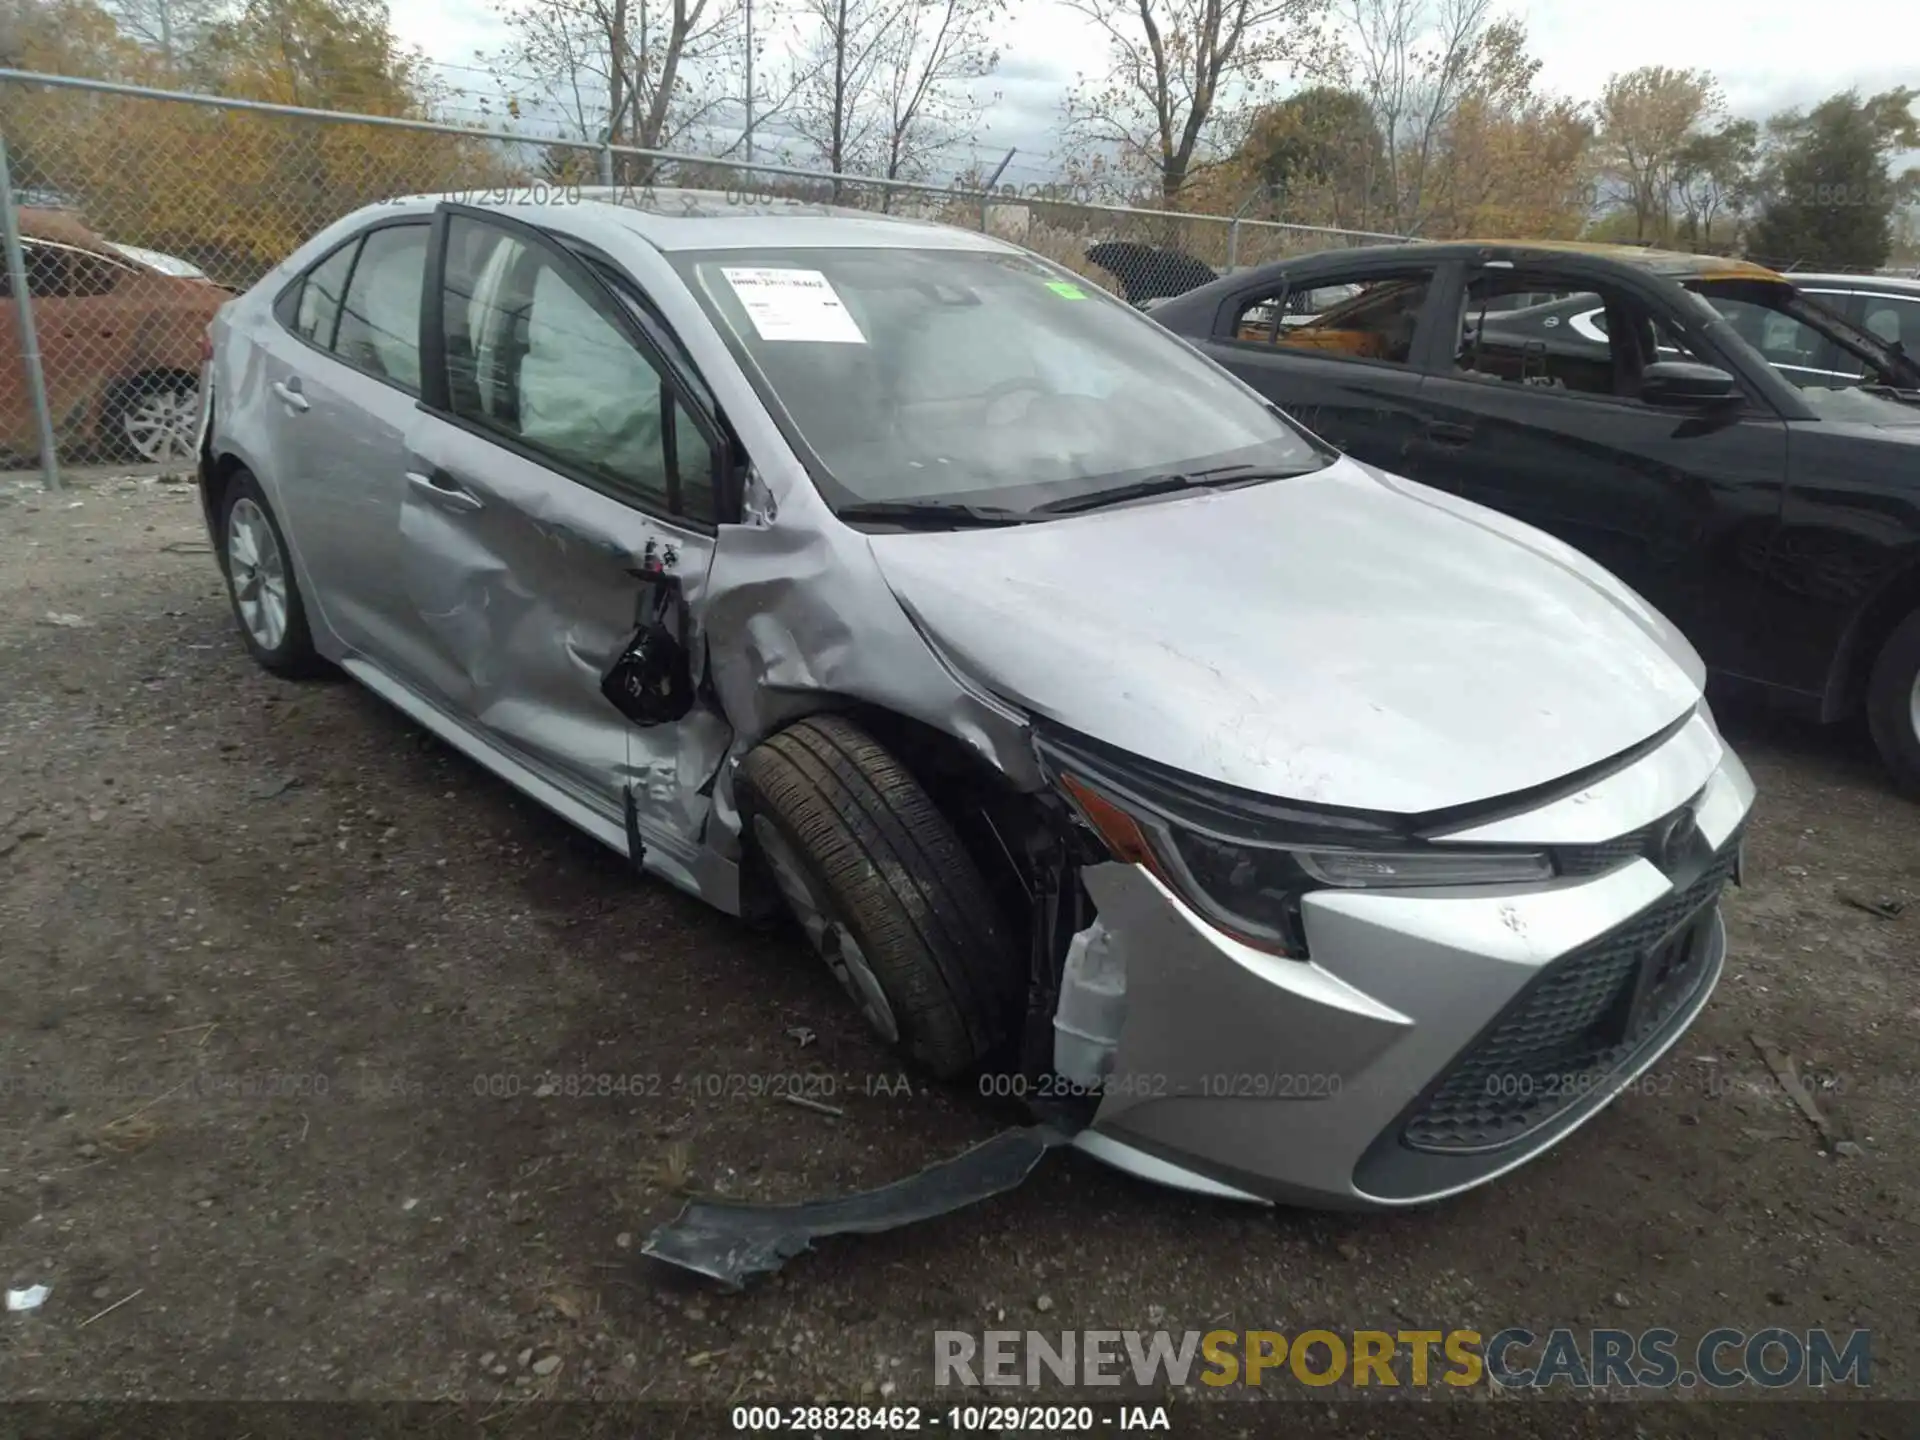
left=383, top=205, right=733, bottom=867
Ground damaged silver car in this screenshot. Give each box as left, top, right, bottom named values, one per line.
left=198, top=190, right=1755, bottom=1218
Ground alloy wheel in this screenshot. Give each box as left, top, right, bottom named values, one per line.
left=752, top=813, right=900, bottom=1045
left=122, top=385, right=199, bottom=463
left=226, top=497, right=289, bottom=652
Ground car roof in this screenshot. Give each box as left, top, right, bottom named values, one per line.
left=1783, top=272, right=1920, bottom=294
left=1308, top=239, right=1789, bottom=282
left=377, top=186, right=1017, bottom=255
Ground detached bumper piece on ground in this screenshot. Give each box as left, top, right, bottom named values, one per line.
left=643, top=1127, right=1070, bottom=1288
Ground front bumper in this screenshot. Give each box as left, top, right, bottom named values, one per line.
left=1071, top=710, right=1755, bottom=1209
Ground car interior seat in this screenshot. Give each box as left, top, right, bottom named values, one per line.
left=1607, top=298, right=1656, bottom=399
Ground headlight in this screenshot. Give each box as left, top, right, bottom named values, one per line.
left=1294, top=848, right=1554, bottom=888
left=1045, top=737, right=1552, bottom=958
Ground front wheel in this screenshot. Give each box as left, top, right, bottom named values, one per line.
left=737, top=714, right=1022, bottom=1079
left=1867, top=609, right=1920, bottom=799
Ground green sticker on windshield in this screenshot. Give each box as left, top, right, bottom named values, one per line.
left=1046, top=280, right=1089, bottom=299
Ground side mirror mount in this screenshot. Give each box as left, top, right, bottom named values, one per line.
left=1641, top=360, right=1740, bottom=409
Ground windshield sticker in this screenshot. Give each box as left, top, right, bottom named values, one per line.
left=721, top=267, right=866, bottom=343
left=1046, top=280, right=1089, bottom=300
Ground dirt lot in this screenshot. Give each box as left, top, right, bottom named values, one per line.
left=2, top=471, right=1918, bottom=1426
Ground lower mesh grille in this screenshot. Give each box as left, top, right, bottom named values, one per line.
left=1403, top=846, right=1738, bottom=1153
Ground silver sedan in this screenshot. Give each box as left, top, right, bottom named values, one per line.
left=197, top=189, right=1754, bottom=1211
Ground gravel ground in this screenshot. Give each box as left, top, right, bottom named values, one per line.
left=2, top=472, right=1917, bottom=1428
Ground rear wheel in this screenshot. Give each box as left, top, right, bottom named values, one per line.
left=1867, top=608, right=1920, bottom=799
left=737, top=714, right=1022, bottom=1079
left=220, top=469, right=324, bottom=678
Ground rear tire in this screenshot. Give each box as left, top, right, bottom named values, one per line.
left=219, top=469, right=324, bottom=678
left=737, top=714, right=1022, bottom=1079
left=1867, top=608, right=1920, bottom=800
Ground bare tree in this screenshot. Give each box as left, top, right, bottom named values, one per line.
left=1594, top=65, right=1722, bottom=242
left=493, top=0, right=809, bottom=171
left=785, top=0, right=999, bottom=197
left=789, top=0, right=900, bottom=183
left=875, top=0, right=1002, bottom=186
left=1060, top=0, right=1331, bottom=209
left=1672, top=115, right=1757, bottom=249
left=1335, top=0, right=1496, bottom=233
left=100, top=0, right=230, bottom=68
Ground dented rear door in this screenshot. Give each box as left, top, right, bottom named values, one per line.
left=387, top=205, right=733, bottom=864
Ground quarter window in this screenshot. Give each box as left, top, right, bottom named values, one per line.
left=1862, top=293, right=1919, bottom=350
left=438, top=215, right=713, bottom=519
left=292, top=241, right=358, bottom=349
left=334, top=225, right=428, bottom=391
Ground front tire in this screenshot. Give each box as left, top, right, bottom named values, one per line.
left=737, top=715, right=1022, bottom=1079
left=220, top=469, right=323, bottom=678
left=1867, top=608, right=1920, bottom=799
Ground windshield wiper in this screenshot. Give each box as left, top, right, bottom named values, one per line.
left=1033, top=464, right=1312, bottom=515
left=835, top=499, right=1031, bottom=528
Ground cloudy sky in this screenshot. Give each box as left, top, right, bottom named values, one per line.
left=390, top=0, right=1918, bottom=186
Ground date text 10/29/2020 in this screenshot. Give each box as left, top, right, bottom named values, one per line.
left=730, top=1405, right=1171, bottom=1433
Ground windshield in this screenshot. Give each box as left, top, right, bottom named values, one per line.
left=1686, top=278, right=1920, bottom=411
left=672, top=246, right=1326, bottom=512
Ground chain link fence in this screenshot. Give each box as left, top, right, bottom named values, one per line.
left=0, top=67, right=1405, bottom=483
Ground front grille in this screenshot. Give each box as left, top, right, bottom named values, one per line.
left=1403, top=844, right=1738, bottom=1153
left=1553, top=792, right=1705, bottom=877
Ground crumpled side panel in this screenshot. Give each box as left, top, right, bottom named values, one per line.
left=698, top=505, right=1042, bottom=857
left=398, top=410, right=732, bottom=873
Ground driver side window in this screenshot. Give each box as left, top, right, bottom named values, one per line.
left=1455, top=275, right=1713, bottom=403
left=437, top=215, right=716, bottom=522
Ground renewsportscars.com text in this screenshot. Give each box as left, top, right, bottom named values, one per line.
left=933, top=1327, right=1872, bottom=1390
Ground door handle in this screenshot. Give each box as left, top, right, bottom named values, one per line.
left=406, top=469, right=485, bottom=512
left=1425, top=420, right=1475, bottom=447
left=270, top=379, right=309, bottom=413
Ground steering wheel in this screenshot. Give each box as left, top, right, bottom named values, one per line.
left=978, top=377, right=1051, bottom=426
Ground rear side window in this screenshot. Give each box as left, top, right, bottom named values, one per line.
left=334, top=225, right=428, bottom=391
left=1232, top=272, right=1435, bottom=366
left=1705, top=293, right=1855, bottom=387
left=292, top=241, right=358, bottom=348
left=20, top=243, right=67, bottom=297
left=1863, top=293, right=1919, bottom=350
left=50, top=249, right=128, bottom=296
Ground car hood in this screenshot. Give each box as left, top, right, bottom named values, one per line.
left=867, top=457, right=1706, bottom=814
left=1801, top=416, right=1920, bottom=441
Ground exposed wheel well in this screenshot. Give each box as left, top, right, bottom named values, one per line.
left=769, top=703, right=1097, bottom=1101
left=836, top=703, right=1056, bottom=935
left=201, top=450, right=249, bottom=573
left=1827, top=560, right=1920, bottom=721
